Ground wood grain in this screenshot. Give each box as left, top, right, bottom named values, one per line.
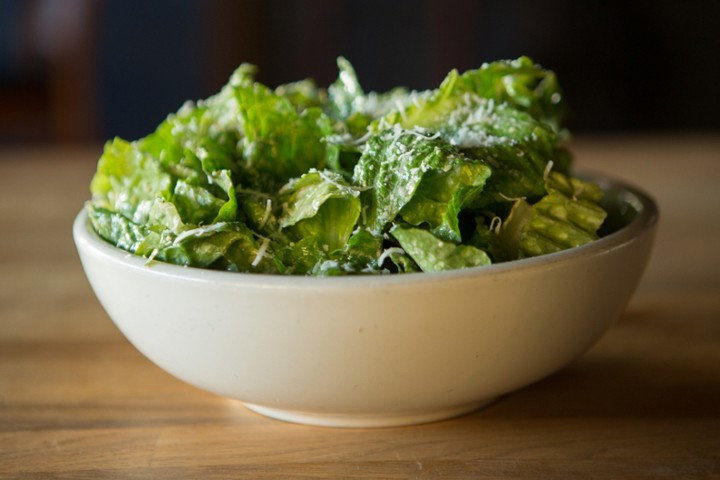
left=1, top=137, right=719, bottom=479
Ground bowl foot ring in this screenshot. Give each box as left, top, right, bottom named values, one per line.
left=243, top=398, right=498, bottom=428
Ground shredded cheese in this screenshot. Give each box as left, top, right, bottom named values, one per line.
left=377, top=247, right=406, bottom=266
left=543, top=160, right=554, bottom=181
left=145, top=248, right=160, bottom=264
left=258, top=198, right=272, bottom=229
left=498, top=192, right=525, bottom=202
left=251, top=237, right=271, bottom=267
left=489, top=216, right=503, bottom=235
left=173, top=222, right=229, bottom=246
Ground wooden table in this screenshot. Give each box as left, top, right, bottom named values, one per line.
left=1, top=136, right=719, bottom=479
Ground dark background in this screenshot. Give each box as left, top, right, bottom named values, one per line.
left=1, top=0, right=719, bottom=144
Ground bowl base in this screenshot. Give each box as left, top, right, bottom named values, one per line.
left=242, top=398, right=497, bottom=428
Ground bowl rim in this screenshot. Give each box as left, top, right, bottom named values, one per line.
left=74, top=171, right=658, bottom=289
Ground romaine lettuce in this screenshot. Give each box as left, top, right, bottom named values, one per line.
left=88, top=56, right=607, bottom=275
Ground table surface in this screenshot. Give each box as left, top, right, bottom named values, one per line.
left=1, top=135, right=719, bottom=479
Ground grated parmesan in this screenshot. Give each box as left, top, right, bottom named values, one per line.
left=258, top=198, right=272, bottom=229
left=376, top=247, right=406, bottom=266
left=251, top=237, right=271, bottom=267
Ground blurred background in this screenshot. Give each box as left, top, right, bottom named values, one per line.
left=1, top=0, right=719, bottom=145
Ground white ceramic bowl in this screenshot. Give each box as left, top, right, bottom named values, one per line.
left=74, top=174, right=657, bottom=428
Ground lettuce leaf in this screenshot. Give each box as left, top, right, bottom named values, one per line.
left=498, top=172, right=608, bottom=258
left=386, top=56, right=566, bottom=136
left=310, top=229, right=384, bottom=276
left=235, top=81, right=333, bottom=190
left=383, top=87, right=562, bottom=209
left=391, top=227, right=491, bottom=272
left=327, top=56, right=414, bottom=126
left=279, top=169, right=362, bottom=251
left=399, top=159, right=491, bottom=243
left=437, top=97, right=558, bottom=208
left=353, top=127, right=486, bottom=237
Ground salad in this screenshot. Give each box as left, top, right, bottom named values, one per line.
left=88, top=56, right=607, bottom=275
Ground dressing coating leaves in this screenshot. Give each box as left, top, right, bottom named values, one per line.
left=88, top=56, right=607, bottom=275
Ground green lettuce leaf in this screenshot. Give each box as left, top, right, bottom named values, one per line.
left=88, top=206, right=165, bottom=257
left=454, top=56, right=566, bottom=133
left=456, top=99, right=559, bottom=208
left=391, top=227, right=491, bottom=272
left=234, top=80, right=333, bottom=190
left=161, top=222, right=278, bottom=272
left=310, top=229, right=384, bottom=276
left=275, top=78, right=326, bottom=111
left=498, top=172, right=608, bottom=258
left=386, top=56, right=566, bottom=135
left=399, top=159, right=491, bottom=242
left=279, top=169, right=362, bottom=251
left=385, top=90, right=560, bottom=209
left=90, top=137, right=174, bottom=225
left=88, top=205, right=279, bottom=272
left=327, top=56, right=413, bottom=125
left=353, top=127, right=477, bottom=235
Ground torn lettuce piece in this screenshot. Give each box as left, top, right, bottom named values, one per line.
left=128, top=98, right=241, bottom=227
left=278, top=236, right=324, bottom=275
left=311, top=229, right=384, bottom=276
left=90, top=137, right=174, bottom=225
left=89, top=98, right=244, bottom=250
left=499, top=172, right=608, bottom=258
left=88, top=206, right=279, bottom=272
left=353, top=127, right=475, bottom=235
left=391, top=227, right=491, bottom=272
left=275, top=78, right=326, bottom=111
left=280, top=228, right=383, bottom=276
left=458, top=101, right=558, bottom=207
left=386, top=56, right=566, bottom=136
left=387, top=92, right=560, bottom=208
left=327, top=56, right=365, bottom=121
left=161, top=222, right=278, bottom=272
left=454, top=56, right=567, bottom=134
left=239, top=193, right=280, bottom=238
left=279, top=169, right=362, bottom=252
left=170, top=168, right=238, bottom=225
left=88, top=206, right=166, bottom=257
left=235, top=79, right=333, bottom=190
left=327, top=56, right=414, bottom=126
left=399, top=160, right=491, bottom=243
left=469, top=216, right=514, bottom=264
left=88, top=97, right=275, bottom=272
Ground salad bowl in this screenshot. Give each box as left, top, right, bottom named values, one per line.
left=74, top=173, right=657, bottom=427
